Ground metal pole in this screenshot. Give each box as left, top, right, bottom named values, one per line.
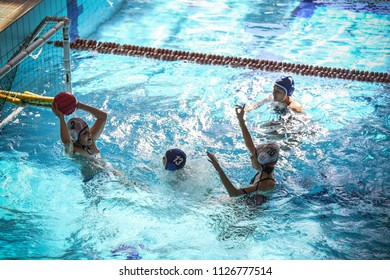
left=0, top=17, right=71, bottom=129
left=63, top=19, right=72, bottom=93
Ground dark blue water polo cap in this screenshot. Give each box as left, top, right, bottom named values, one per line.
left=275, top=76, right=295, bottom=96
left=165, top=148, right=187, bottom=171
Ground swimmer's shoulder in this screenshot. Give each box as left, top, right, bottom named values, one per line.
left=288, top=100, right=304, bottom=113
left=69, top=143, right=100, bottom=157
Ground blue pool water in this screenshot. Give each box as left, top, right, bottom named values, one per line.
left=0, top=0, right=389, bottom=259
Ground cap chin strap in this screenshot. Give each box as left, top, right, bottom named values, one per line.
left=274, top=86, right=287, bottom=103
left=74, top=139, right=94, bottom=155
left=275, top=84, right=288, bottom=95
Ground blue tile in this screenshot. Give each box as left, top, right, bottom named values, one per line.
left=16, top=18, right=24, bottom=47
left=27, top=13, right=34, bottom=35
left=41, top=1, right=49, bottom=19
left=53, top=0, right=58, bottom=13
left=58, top=0, right=68, bottom=16
left=56, top=0, right=65, bottom=15
left=0, top=33, right=4, bottom=66
left=10, top=23, right=18, bottom=54
left=29, top=6, right=38, bottom=32
left=32, top=4, right=42, bottom=25
left=4, top=29, right=11, bottom=60
left=56, top=2, right=62, bottom=15
left=28, top=8, right=35, bottom=28
left=48, top=0, right=55, bottom=16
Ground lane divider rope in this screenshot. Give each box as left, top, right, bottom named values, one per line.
left=54, top=39, right=390, bottom=84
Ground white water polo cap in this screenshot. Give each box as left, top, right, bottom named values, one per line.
left=256, top=142, right=280, bottom=166
left=67, top=118, right=89, bottom=142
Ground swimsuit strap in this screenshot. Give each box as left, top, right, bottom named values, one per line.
left=255, top=168, right=275, bottom=191
left=249, top=172, right=259, bottom=185
left=246, top=169, right=275, bottom=194
left=83, top=145, right=95, bottom=155
left=75, top=140, right=95, bottom=156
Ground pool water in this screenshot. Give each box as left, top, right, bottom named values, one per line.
left=0, top=0, right=389, bottom=260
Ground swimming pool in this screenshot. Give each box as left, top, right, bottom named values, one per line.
left=0, top=0, right=389, bottom=260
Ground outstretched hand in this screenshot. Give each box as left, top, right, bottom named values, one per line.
left=235, top=104, right=246, bottom=121
left=207, top=151, right=221, bottom=171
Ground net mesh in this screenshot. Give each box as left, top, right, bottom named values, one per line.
left=0, top=20, right=67, bottom=120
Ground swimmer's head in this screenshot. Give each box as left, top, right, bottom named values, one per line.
left=274, top=76, right=295, bottom=100
left=67, top=118, right=89, bottom=143
left=255, top=142, right=280, bottom=166
left=163, top=148, right=187, bottom=171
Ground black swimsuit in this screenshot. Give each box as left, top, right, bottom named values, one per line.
left=79, top=145, right=102, bottom=183
left=242, top=169, right=275, bottom=194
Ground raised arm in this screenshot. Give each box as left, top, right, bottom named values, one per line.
left=235, top=104, right=256, bottom=155
left=207, top=151, right=275, bottom=197
left=207, top=151, right=243, bottom=197
left=77, top=102, right=107, bottom=140
left=51, top=103, right=73, bottom=154
left=244, top=95, right=271, bottom=113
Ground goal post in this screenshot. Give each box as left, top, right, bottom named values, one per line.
left=0, top=16, right=72, bottom=128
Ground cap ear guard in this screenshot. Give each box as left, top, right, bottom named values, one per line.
left=67, top=118, right=88, bottom=142
left=256, top=151, right=270, bottom=165
left=256, top=143, right=280, bottom=166
left=287, top=77, right=295, bottom=96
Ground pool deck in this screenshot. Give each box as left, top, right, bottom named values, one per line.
left=0, top=0, right=41, bottom=33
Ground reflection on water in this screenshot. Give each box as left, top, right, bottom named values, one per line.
left=1, top=0, right=389, bottom=260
